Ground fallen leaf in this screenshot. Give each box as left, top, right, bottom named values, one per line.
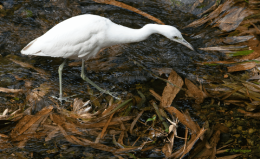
left=185, top=78, right=206, bottom=104
left=161, top=70, right=183, bottom=107
left=227, top=62, right=256, bottom=72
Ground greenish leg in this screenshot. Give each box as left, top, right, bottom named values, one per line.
left=58, top=59, right=66, bottom=101
left=53, top=59, right=76, bottom=103
left=80, top=59, right=120, bottom=100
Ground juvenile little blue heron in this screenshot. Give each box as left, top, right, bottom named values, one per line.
left=21, top=14, right=194, bottom=102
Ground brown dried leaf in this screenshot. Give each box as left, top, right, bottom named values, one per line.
left=77, top=136, right=117, bottom=153
left=45, top=126, right=59, bottom=141
left=100, top=112, right=115, bottom=139
left=101, top=102, right=118, bottom=116
left=185, top=0, right=234, bottom=28
left=149, top=89, right=162, bottom=101
left=118, top=131, right=124, bottom=146
left=11, top=106, right=53, bottom=137
left=130, top=110, right=144, bottom=134
left=79, top=116, right=134, bottom=129
left=185, top=78, right=205, bottom=104
left=9, top=58, right=50, bottom=79
left=213, top=7, right=254, bottom=32
left=17, top=139, right=27, bottom=148
left=51, top=113, right=66, bottom=126
left=242, top=83, right=260, bottom=92
left=199, top=60, right=237, bottom=65
left=63, top=122, right=83, bottom=135
left=0, top=87, right=23, bottom=93
left=92, top=0, right=164, bottom=25
left=114, top=147, right=141, bottom=154
left=58, top=125, right=78, bottom=145
left=72, top=98, right=93, bottom=118
left=165, top=107, right=199, bottom=134
left=199, top=45, right=246, bottom=52
left=237, top=109, right=260, bottom=117
left=161, top=70, right=183, bottom=107
left=227, top=62, right=256, bottom=72
left=162, top=143, right=171, bottom=158
left=217, top=154, right=242, bottom=159
left=223, top=35, right=254, bottom=44
left=170, top=128, right=207, bottom=158
left=214, top=123, right=229, bottom=133
left=192, top=129, right=221, bottom=159
left=24, top=113, right=50, bottom=134
left=183, top=110, right=200, bottom=134
left=26, top=82, right=52, bottom=108
left=0, top=134, right=8, bottom=138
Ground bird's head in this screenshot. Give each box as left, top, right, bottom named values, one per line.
left=161, top=25, right=194, bottom=51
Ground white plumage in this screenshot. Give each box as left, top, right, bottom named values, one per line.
left=21, top=14, right=194, bottom=101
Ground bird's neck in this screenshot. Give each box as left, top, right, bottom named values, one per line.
left=105, top=24, right=163, bottom=46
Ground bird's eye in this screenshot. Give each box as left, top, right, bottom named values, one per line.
left=173, top=36, right=178, bottom=39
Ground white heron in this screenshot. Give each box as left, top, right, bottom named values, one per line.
left=21, top=14, right=194, bottom=102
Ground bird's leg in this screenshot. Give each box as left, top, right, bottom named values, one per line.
left=58, top=59, right=66, bottom=100
left=52, top=59, right=75, bottom=103
left=80, top=59, right=120, bottom=100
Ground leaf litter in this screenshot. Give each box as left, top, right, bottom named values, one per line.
left=0, top=67, right=236, bottom=158
left=1, top=0, right=260, bottom=158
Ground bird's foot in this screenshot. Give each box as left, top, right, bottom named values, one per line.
left=51, top=94, right=77, bottom=103
left=101, top=89, right=121, bottom=100
left=81, top=73, right=121, bottom=100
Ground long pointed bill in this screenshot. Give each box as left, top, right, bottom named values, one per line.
left=180, top=39, right=194, bottom=51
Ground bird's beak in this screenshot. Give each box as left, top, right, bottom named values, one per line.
left=179, top=38, right=194, bottom=51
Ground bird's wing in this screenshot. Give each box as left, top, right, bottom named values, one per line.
left=21, top=15, right=110, bottom=59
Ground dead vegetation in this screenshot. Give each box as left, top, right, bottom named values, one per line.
left=0, top=68, right=248, bottom=158
left=0, top=0, right=260, bottom=158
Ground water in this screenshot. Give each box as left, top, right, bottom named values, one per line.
left=0, top=0, right=223, bottom=157
left=0, top=0, right=221, bottom=109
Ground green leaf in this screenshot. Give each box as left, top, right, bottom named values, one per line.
left=146, top=115, right=156, bottom=122
left=204, top=63, right=221, bottom=66
left=228, top=50, right=254, bottom=57
left=13, top=97, right=19, bottom=101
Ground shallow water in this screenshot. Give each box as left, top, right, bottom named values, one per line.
left=0, top=0, right=224, bottom=157
left=0, top=0, right=219, bottom=96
